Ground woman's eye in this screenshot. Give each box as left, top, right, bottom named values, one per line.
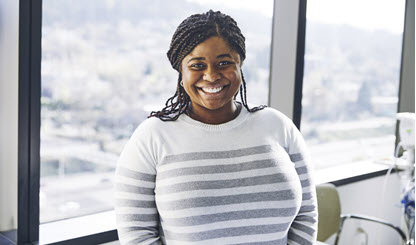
left=190, top=63, right=205, bottom=69
left=219, top=61, right=232, bottom=66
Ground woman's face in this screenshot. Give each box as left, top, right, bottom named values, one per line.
left=181, top=36, right=242, bottom=114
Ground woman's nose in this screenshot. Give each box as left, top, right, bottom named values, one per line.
left=203, top=67, right=220, bottom=82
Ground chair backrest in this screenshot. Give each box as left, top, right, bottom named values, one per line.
left=316, top=183, right=342, bottom=242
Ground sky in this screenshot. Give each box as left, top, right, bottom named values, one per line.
left=187, top=0, right=406, bottom=34
left=307, top=0, right=406, bottom=34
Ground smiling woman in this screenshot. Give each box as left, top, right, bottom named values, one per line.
left=114, top=10, right=318, bottom=245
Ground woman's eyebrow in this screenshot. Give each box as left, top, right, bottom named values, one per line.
left=217, top=53, right=232, bottom=59
left=187, top=54, right=233, bottom=64
left=187, top=57, right=205, bottom=63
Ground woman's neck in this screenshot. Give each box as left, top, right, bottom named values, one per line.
left=187, top=101, right=241, bottom=125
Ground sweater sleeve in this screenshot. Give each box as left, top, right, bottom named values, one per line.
left=286, top=123, right=318, bottom=245
left=114, top=126, right=164, bottom=245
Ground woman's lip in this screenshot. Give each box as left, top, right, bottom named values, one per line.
left=197, top=85, right=229, bottom=96
left=196, top=84, right=228, bottom=89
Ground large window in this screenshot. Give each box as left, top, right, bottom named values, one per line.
left=301, top=0, right=406, bottom=169
left=40, top=0, right=273, bottom=230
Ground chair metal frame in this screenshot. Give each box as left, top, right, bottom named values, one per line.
left=334, top=214, right=410, bottom=245
left=317, top=183, right=413, bottom=245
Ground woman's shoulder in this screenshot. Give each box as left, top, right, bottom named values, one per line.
left=251, top=106, right=293, bottom=127
left=130, top=116, right=173, bottom=140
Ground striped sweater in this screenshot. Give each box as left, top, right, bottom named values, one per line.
left=114, top=107, right=317, bottom=245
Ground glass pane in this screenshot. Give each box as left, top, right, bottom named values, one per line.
left=301, top=0, right=405, bottom=169
left=40, top=0, right=273, bottom=223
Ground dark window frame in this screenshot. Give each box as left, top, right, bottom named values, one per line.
left=18, top=0, right=42, bottom=244
left=293, top=0, right=307, bottom=130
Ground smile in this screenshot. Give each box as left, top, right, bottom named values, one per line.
left=202, top=86, right=224, bottom=93
left=197, top=85, right=228, bottom=95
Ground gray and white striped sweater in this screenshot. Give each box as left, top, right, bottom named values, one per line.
left=115, top=107, right=317, bottom=245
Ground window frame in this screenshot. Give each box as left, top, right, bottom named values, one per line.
left=18, top=0, right=41, bottom=243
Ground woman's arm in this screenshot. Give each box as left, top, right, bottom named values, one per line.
left=114, top=129, right=163, bottom=245
left=287, top=123, right=318, bottom=245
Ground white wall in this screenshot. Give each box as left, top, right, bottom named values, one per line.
left=336, top=174, right=404, bottom=245
left=0, top=0, right=19, bottom=231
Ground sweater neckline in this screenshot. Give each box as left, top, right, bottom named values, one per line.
left=179, top=104, right=249, bottom=131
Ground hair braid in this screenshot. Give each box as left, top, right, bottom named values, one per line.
left=240, top=71, right=267, bottom=112
left=149, top=10, right=265, bottom=121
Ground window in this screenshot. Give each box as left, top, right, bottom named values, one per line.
left=38, top=0, right=273, bottom=242
left=301, top=0, right=406, bottom=169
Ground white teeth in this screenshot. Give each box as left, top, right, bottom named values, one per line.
left=202, top=86, right=223, bottom=93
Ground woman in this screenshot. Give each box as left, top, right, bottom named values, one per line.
left=115, top=10, right=317, bottom=245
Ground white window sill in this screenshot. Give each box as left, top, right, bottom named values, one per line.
left=39, top=210, right=116, bottom=244
left=314, top=159, right=398, bottom=185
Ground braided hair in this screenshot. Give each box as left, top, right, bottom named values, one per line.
left=149, top=10, right=266, bottom=121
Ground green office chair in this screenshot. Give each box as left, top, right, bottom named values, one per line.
left=316, top=183, right=411, bottom=245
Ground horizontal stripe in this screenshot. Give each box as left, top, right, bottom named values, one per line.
left=295, top=166, right=308, bottom=175
left=230, top=237, right=286, bottom=245
left=162, top=216, right=295, bottom=234
left=161, top=145, right=273, bottom=165
left=157, top=190, right=296, bottom=211
left=115, top=183, right=155, bottom=195
left=115, top=176, right=155, bottom=188
left=289, top=153, right=303, bottom=162
left=117, top=213, right=159, bottom=222
left=302, top=192, right=312, bottom=200
left=298, top=174, right=309, bottom=181
left=157, top=152, right=275, bottom=173
left=300, top=179, right=310, bottom=187
left=116, top=199, right=156, bottom=208
left=299, top=205, right=315, bottom=213
left=165, top=223, right=291, bottom=242
left=294, top=215, right=317, bottom=224
left=156, top=173, right=292, bottom=195
left=159, top=200, right=301, bottom=219
left=290, top=222, right=316, bottom=236
left=162, top=228, right=289, bottom=245
left=114, top=192, right=155, bottom=201
left=117, top=166, right=156, bottom=182
left=163, top=208, right=298, bottom=226
left=157, top=182, right=297, bottom=202
left=157, top=158, right=278, bottom=180
left=288, top=230, right=313, bottom=245
left=117, top=220, right=159, bottom=228
left=115, top=207, right=158, bottom=215
left=156, top=167, right=293, bottom=187
left=118, top=226, right=159, bottom=234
